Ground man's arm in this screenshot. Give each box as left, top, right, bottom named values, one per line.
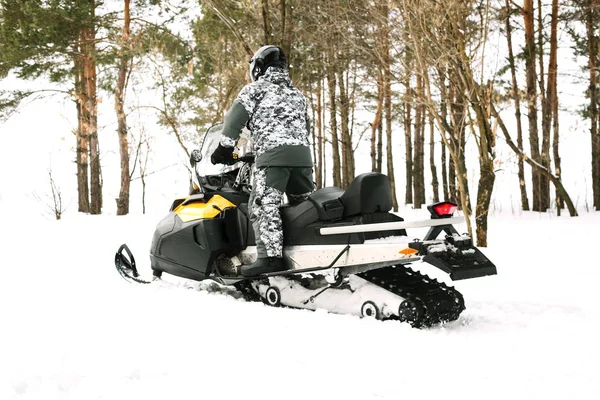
left=220, top=100, right=250, bottom=148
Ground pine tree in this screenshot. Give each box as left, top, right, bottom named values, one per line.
left=0, top=0, right=101, bottom=213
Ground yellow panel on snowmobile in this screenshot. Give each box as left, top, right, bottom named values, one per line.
left=173, top=194, right=236, bottom=222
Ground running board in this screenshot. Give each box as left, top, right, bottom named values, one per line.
left=319, top=216, right=466, bottom=236
left=238, top=242, right=422, bottom=271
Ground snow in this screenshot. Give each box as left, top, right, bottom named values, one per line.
left=1, top=209, right=599, bottom=400
left=0, top=22, right=599, bottom=399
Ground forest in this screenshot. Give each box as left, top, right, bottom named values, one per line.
left=1, top=0, right=599, bottom=247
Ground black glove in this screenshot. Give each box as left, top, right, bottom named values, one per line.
left=210, top=144, right=235, bottom=165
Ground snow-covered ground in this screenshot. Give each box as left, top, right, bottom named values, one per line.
left=1, top=208, right=598, bottom=400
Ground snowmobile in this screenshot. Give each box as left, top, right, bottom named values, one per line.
left=115, top=124, right=497, bottom=327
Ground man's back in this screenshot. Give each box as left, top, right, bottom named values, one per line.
left=236, top=67, right=312, bottom=167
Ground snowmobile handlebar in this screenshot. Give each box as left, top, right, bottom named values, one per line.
left=233, top=153, right=255, bottom=164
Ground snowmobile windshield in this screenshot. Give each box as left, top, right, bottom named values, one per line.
left=193, top=123, right=252, bottom=187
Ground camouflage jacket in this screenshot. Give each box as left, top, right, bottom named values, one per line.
left=221, top=67, right=313, bottom=168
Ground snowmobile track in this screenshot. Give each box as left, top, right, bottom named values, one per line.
left=358, top=265, right=465, bottom=327
left=234, top=280, right=264, bottom=303
left=233, top=264, right=465, bottom=328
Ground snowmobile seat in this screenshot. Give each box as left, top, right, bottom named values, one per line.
left=282, top=187, right=363, bottom=245
left=307, top=187, right=345, bottom=221
left=281, top=200, right=317, bottom=229
left=280, top=187, right=344, bottom=230
left=340, top=173, right=392, bottom=217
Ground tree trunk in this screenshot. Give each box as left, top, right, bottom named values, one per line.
left=74, top=52, right=90, bottom=213
left=475, top=160, right=495, bottom=247
left=470, top=82, right=496, bottom=248
left=588, top=2, right=600, bottom=210
left=403, top=24, right=413, bottom=205
left=441, top=139, right=449, bottom=201
left=377, top=94, right=383, bottom=173
left=308, top=79, right=318, bottom=188
left=315, top=77, right=323, bottom=189
left=86, top=46, right=101, bottom=215
left=115, top=0, right=131, bottom=216
left=311, top=96, right=316, bottom=175
left=438, top=71, right=449, bottom=201
left=404, top=84, right=413, bottom=204
left=338, top=71, right=347, bottom=187
left=413, top=75, right=425, bottom=208
left=429, top=110, right=440, bottom=203
left=433, top=106, right=473, bottom=238
left=326, top=64, right=341, bottom=188
left=372, top=68, right=383, bottom=173
left=523, top=0, right=543, bottom=211
left=384, top=75, right=398, bottom=211
left=349, top=65, right=358, bottom=149
left=504, top=0, right=529, bottom=211
left=141, top=143, right=149, bottom=215
left=538, top=0, right=551, bottom=211
left=81, top=1, right=101, bottom=214
left=448, top=158, right=457, bottom=203
left=320, top=77, right=327, bottom=188
left=546, top=0, right=561, bottom=214
left=453, top=11, right=488, bottom=244
left=382, top=1, right=398, bottom=211
left=449, top=81, right=471, bottom=211
left=537, top=0, right=546, bottom=105
left=280, top=0, right=293, bottom=60
left=337, top=68, right=354, bottom=188
left=457, top=125, right=470, bottom=211
left=261, top=0, right=272, bottom=45
left=552, top=81, right=562, bottom=214
left=280, top=0, right=286, bottom=48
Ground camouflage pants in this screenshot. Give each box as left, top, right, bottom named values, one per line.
left=249, top=166, right=314, bottom=258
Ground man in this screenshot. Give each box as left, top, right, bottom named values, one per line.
left=210, top=45, right=314, bottom=277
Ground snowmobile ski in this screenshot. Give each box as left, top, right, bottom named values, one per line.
left=115, top=244, right=151, bottom=284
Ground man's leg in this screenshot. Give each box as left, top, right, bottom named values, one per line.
left=243, top=167, right=288, bottom=276
left=286, top=167, right=315, bottom=204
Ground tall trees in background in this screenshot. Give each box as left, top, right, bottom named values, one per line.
left=2, top=0, right=597, bottom=241
left=0, top=0, right=188, bottom=215
left=546, top=0, right=561, bottom=214
left=0, top=0, right=103, bottom=213
left=80, top=0, right=101, bottom=214
left=379, top=0, right=399, bottom=210
left=412, top=74, right=425, bottom=209
left=573, top=0, right=600, bottom=211
left=399, top=0, right=501, bottom=244
left=491, top=0, right=577, bottom=217
left=515, top=0, right=565, bottom=213
left=503, top=0, right=529, bottom=211
left=523, top=0, right=544, bottom=212
left=115, top=0, right=132, bottom=215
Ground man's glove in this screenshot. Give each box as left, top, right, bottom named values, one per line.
left=210, top=144, right=236, bottom=165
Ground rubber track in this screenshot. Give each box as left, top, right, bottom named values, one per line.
left=234, top=280, right=263, bottom=302
left=358, top=265, right=465, bottom=328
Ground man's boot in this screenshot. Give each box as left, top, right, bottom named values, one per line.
left=241, top=256, right=286, bottom=277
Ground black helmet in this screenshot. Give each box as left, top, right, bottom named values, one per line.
left=248, top=45, right=287, bottom=82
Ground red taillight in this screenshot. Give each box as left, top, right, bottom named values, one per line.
left=428, top=202, right=457, bottom=218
